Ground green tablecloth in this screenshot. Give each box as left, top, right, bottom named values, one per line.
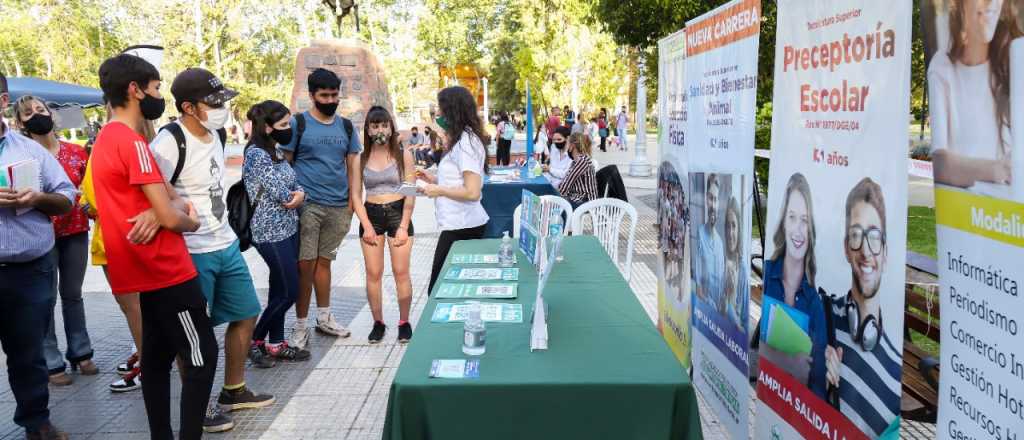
left=383, top=236, right=703, bottom=440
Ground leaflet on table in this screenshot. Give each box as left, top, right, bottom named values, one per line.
left=429, top=359, right=480, bottom=379
left=434, top=283, right=518, bottom=299
left=443, top=267, right=519, bottom=282
left=449, top=253, right=516, bottom=265
left=431, top=303, right=524, bottom=323
left=518, top=189, right=565, bottom=269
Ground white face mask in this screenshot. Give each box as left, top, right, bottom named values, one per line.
left=201, top=107, right=230, bottom=131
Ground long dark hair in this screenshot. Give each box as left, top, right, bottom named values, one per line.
left=246, top=100, right=291, bottom=163
left=360, top=106, right=404, bottom=178
left=437, top=86, right=489, bottom=170
left=948, top=0, right=1023, bottom=156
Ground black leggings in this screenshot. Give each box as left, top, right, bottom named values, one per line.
left=428, top=224, right=487, bottom=294
left=496, top=138, right=512, bottom=166
left=140, top=277, right=218, bottom=440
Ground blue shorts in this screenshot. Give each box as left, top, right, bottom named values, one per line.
left=191, top=240, right=261, bottom=326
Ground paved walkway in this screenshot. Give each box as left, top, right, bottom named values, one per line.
left=0, top=147, right=936, bottom=439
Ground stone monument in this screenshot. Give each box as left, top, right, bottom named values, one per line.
left=289, top=39, right=393, bottom=134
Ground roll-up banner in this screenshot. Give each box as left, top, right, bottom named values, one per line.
left=657, top=28, right=692, bottom=369
left=924, top=1, right=1024, bottom=439
left=684, top=1, right=760, bottom=438
left=755, top=1, right=911, bottom=439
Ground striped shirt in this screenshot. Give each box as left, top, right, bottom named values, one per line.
left=0, top=130, right=77, bottom=263
left=557, top=153, right=597, bottom=205
left=831, top=292, right=901, bottom=438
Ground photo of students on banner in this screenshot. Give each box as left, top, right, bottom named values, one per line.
left=657, top=162, right=692, bottom=366
left=928, top=0, right=1024, bottom=200
left=755, top=1, right=911, bottom=439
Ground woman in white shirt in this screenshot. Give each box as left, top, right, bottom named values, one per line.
left=417, top=86, right=491, bottom=292
left=929, top=0, right=1020, bottom=189
left=543, top=126, right=573, bottom=187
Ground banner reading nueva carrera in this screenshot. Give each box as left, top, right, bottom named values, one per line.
left=657, top=28, right=691, bottom=369
left=922, top=1, right=1024, bottom=439
left=756, top=1, right=910, bottom=439
left=684, top=1, right=759, bottom=438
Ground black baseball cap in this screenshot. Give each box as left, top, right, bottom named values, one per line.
left=171, top=68, right=238, bottom=107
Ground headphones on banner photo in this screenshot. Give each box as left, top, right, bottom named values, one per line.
left=844, top=293, right=881, bottom=352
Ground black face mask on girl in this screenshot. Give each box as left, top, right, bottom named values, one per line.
left=554, top=141, right=566, bottom=150
left=270, top=127, right=293, bottom=145
left=24, top=113, right=54, bottom=135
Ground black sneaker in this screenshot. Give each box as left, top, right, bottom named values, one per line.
left=203, top=405, right=234, bottom=433
left=268, top=342, right=311, bottom=361
left=218, top=386, right=275, bottom=412
left=397, top=322, right=413, bottom=343
left=368, top=321, right=386, bottom=344
left=248, top=343, right=276, bottom=369
left=25, top=423, right=68, bottom=440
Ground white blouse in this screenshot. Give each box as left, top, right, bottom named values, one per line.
left=435, top=130, right=490, bottom=230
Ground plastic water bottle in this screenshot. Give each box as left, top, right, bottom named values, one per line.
left=462, top=302, right=486, bottom=356
left=499, top=231, right=515, bottom=267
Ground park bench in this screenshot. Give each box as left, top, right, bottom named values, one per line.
left=901, top=251, right=940, bottom=423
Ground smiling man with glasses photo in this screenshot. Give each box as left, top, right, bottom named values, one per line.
left=825, top=177, right=902, bottom=438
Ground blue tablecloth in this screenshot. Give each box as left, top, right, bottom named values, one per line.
left=481, top=171, right=558, bottom=238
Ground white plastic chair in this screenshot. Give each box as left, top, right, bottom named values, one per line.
left=512, top=195, right=574, bottom=238
left=570, top=198, right=637, bottom=282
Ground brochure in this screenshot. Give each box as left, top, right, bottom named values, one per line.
left=449, top=254, right=516, bottom=265
left=435, top=283, right=518, bottom=299
left=429, top=359, right=480, bottom=379
left=443, top=267, right=519, bottom=282
left=431, top=302, right=524, bottom=323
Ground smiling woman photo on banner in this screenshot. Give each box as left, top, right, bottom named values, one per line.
left=759, top=172, right=828, bottom=400
left=929, top=0, right=1022, bottom=193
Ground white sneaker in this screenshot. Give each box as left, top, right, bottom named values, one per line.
left=288, top=323, right=310, bottom=350
left=316, top=314, right=351, bottom=338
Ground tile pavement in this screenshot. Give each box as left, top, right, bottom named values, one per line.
left=0, top=156, right=936, bottom=439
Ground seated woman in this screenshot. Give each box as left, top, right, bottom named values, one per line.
left=557, top=133, right=598, bottom=209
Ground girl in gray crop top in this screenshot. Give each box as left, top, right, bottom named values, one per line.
left=349, top=106, right=418, bottom=344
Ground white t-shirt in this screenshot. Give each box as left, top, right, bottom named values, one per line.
left=928, top=55, right=1012, bottom=160
left=150, top=122, right=237, bottom=253
left=435, top=130, right=490, bottom=231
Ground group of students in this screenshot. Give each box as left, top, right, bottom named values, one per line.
left=0, top=49, right=495, bottom=439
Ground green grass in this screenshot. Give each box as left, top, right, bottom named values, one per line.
left=907, top=206, right=937, bottom=259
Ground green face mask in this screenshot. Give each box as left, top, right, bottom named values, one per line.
left=435, top=116, right=449, bottom=130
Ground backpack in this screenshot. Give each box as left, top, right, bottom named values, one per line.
left=501, top=121, right=515, bottom=141
left=289, top=112, right=355, bottom=164
left=225, top=176, right=262, bottom=252
left=159, top=122, right=227, bottom=186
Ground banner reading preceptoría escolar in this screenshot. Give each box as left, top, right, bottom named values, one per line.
left=657, top=28, right=691, bottom=369
left=756, top=2, right=910, bottom=439
left=922, top=1, right=1024, bottom=439
left=684, top=1, right=759, bottom=439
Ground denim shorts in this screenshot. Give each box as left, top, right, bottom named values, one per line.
left=359, top=199, right=415, bottom=238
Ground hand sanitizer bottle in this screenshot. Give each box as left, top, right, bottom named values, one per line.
left=462, top=302, right=486, bottom=356
left=499, top=231, right=515, bottom=267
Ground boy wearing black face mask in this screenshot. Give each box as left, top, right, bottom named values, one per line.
left=279, top=68, right=362, bottom=349
left=149, top=68, right=274, bottom=433
left=92, top=53, right=217, bottom=440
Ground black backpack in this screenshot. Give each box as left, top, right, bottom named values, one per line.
left=226, top=175, right=261, bottom=252
left=289, top=112, right=355, bottom=164
left=159, top=122, right=228, bottom=185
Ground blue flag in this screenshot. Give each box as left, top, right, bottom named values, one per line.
left=525, top=82, right=534, bottom=160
